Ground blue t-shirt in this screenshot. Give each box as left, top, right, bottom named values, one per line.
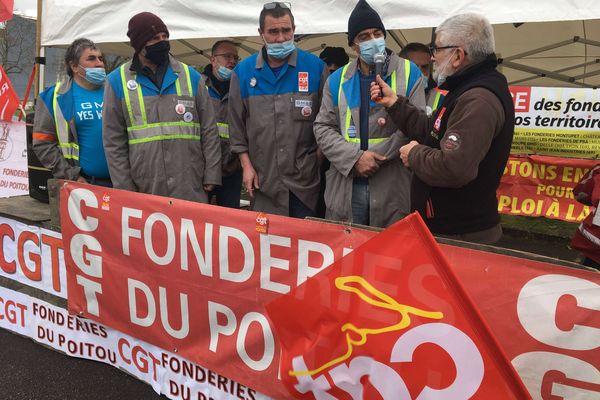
left=72, top=81, right=109, bottom=178
left=270, top=64, right=285, bottom=78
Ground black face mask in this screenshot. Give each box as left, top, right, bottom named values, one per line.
left=144, top=40, right=170, bottom=65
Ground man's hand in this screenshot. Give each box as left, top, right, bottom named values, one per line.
left=76, top=176, right=87, bottom=183
left=242, top=165, right=259, bottom=198
left=203, top=184, right=215, bottom=192
left=239, top=152, right=260, bottom=198
left=370, top=75, right=398, bottom=107
left=354, top=151, right=386, bottom=177
left=399, top=140, right=419, bottom=167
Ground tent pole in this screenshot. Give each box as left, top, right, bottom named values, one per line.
left=34, top=0, right=42, bottom=96
left=502, top=38, right=575, bottom=62
left=387, top=30, right=404, bottom=50
left=502, top=60, right=595, bottom=88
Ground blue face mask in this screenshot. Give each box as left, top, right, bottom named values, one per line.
left=265, top=39, right=295, bottom=59
left=216, top=65, right=232, bottom=81
left=83, top=67, right=106, bottom=85
left=358, top=37, right=386, bottom=65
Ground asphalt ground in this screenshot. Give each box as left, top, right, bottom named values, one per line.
left=0, top=328, right=166, bottom=400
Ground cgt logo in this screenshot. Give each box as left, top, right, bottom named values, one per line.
left=289, top=276, right=486, bottom=399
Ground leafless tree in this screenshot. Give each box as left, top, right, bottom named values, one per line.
left=0, top=17, right=34, bottom=75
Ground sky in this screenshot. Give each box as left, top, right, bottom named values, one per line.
left=14, top=0, right=37, bottom=18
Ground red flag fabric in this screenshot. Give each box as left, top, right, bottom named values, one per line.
left=0, top=64, right=20, bottom=121
left=0, top=0, right=13, bottom=23
left=265, top=213, right=531, bottom=399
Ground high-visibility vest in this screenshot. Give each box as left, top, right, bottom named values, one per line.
left=120, top=62, right=201, bottom=145
left=336, top=59, right=411, bottom=146
left=217, top=122, right=229, bottom=139
left=205, top=84, right=230, bottom=140
left=52, top=82, right=79, bottom=161
left=429, top=88, right=444, bottom=113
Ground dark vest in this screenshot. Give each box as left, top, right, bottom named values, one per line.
left=412, top=54, right=515, bottom=234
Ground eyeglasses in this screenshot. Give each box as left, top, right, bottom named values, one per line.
left=429, top=45, right=460, bottom=54
left=213, top=53, right=241, bottom=62
left=263, top=2, right=291, bottom=10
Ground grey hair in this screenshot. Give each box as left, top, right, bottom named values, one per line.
left=64, top=38, right=100, bottom=78
left=435, top=13, right=495, bottom=63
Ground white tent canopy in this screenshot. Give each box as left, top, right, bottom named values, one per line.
left=41, top=0, right=600, bottom=87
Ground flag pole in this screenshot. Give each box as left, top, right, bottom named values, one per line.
left=34, top=0, right=43, bottom=96
left=18, top=63, right=36, bottom=121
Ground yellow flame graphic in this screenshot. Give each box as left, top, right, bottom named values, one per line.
left=289, top=275, right=444, bottom=377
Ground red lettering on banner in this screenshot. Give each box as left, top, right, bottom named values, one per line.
left=0, top=295, right=27, bottom=327
left=510, top=86, right=531, bottom=112
left=60, top=182, right=600, bottom=398
left=0, top=223, right=16, bottom=273
left=40, top=234, right=65, bottom=293
left=0, top=222, right=65, bottom=293
left=267, top=215, right=530, bottom=399
left=61, top=183, right=372, bottom=399
left=499, top=155, right=595, bottom=222
left=17, top=230, right=41, bottom=281
left=117, top=338, right=161, bottom=381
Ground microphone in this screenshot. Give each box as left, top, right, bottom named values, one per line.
left=374, top=53, right=385, bottom=97
left=374, top=53, right=385, bottom=78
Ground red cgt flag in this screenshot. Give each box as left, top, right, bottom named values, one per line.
left=0, top=0, right=13, bottom=22
left=0, top=64, right=20, bottom=121
left=265, top=213, right=531, bottom=399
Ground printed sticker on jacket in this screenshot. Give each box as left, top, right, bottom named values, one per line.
left=298, top=72, right=309, bottom=92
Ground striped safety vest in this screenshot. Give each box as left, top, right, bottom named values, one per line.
left=206, top=84, right=230, bottom=140
left=52, top=82, right=79, bottom=161
left=337, top=59, right=411, bottom=145
left=120, top=63, right=201, bottom=145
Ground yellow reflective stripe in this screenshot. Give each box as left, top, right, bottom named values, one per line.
left=176, top=63, right=192, bottom=96
left=184, top=65, right=192, bottom=95
left=52, top=83, right=68, bottom=145
left=217, top=122, right=229, bottom=139
left=136, top=84, right=147, bottom=125
left=127, top=121, right=201, bottom=132
left=432, top=91, right=442, bottom=111
left=344, top=108, right=353, bottom=142
left=404, top=59, right=410, bottom=92
left=53, top=82, right=79, bottom=160
left=339, top=63, right=397, bottom=145
left=337, top=63, right=350, bottom=106
left=120, top=65, right=136, bottom=126
left=129, top=134, right=200, bottom=144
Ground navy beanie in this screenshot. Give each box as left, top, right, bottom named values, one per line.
left=347, top=0, right=386, bottom=46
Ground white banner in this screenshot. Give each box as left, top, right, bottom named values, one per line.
left=0, top=216, right=67, bottom=298
left=0, top=285, right=270, bottom=400
left=510, top=86, right=600, bottom=158
left=0, top=122, right=28, bottom=198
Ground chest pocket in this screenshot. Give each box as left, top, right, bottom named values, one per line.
left=291, top=93, right=317, bottom=121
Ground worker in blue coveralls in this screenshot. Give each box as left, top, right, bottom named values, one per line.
left=203, top=40, right=243, bottom=208
left=33, top=38, right=112, bottom=187
left=228, top=2, right=329, bottom=218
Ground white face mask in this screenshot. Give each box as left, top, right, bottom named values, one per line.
left=432, top=48, right=457, bottom=86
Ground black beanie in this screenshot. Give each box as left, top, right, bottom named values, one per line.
left=347, top=0, right=386, bottom=46
left=319, top=47, right=350, bottom=66
left=127, top=12, right=170, bottom=54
